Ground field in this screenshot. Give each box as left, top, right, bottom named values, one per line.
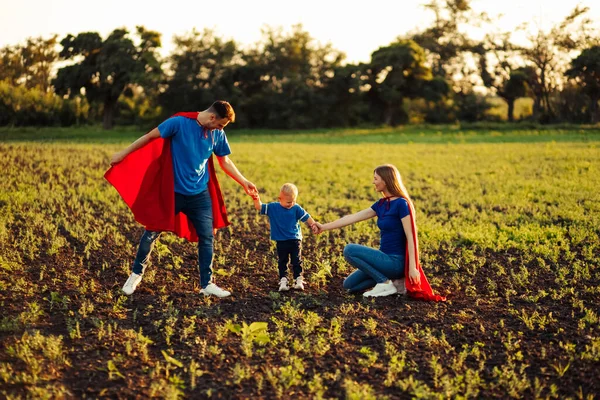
left=0, top=126, right=599, bottom=399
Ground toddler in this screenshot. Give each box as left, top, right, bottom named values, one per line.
left=253, top=183, right=316, bottom=291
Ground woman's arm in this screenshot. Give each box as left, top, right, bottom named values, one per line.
left=401, top=215, right=421, bottom=285
left=318, top=208, right=376, bottom=232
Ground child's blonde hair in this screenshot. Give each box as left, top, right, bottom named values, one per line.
left=280, top=183, right=298, bottom=197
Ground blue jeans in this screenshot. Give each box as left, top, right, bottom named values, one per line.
left=276, top=240, right=303, bottom=279
left=132, top=190, right=214, bottom=288
left=342, top=244, right=405, bottom=292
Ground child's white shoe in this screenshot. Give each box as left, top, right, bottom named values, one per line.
left=293, top=276, right=305, bottom=290
left=279, top=277, right=290, bottom=291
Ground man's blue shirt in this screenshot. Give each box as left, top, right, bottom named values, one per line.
left=158, top=116, right=231, bottom=195
left=260, top=202, right=310, bottom=241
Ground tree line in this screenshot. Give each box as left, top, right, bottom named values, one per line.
left=1, top=0, right=599, bottom=130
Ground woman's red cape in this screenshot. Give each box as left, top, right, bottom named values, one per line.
left=104, top=112, right=229, bottom=242
left=404, top=200, right=446, bottom=302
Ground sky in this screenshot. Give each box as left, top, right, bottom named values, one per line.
left=1, top=0, right=598, bottom=64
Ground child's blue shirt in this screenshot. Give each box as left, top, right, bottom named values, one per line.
left=260, top=202, right=310, bottom=241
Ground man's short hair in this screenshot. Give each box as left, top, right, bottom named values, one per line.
left=208, top=100, right=235, bottom=122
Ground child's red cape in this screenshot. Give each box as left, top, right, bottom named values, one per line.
left=404, top=200, right=447, bottom=302
left=104, top=112, right=229, bottom=242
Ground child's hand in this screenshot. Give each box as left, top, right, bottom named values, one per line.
left=312, top=223, right=324, bottom=234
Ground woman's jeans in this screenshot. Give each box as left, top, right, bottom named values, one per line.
left=342, top=244, right=405, bottom=292
left=132, top=190, right=214, bottom=288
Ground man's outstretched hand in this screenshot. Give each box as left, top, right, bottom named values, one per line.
left=243, top=180, right=259, bottom=197
left=110, top=151, right=127, bottom=166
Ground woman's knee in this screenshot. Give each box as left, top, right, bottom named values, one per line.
left=343, top=243, right=360, bottom=260
left=342, top=276, right=354, bottom=290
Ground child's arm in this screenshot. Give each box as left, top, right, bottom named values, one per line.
left=304, top=216, right=317, bottom=232
left=252, top=193, right=262, bottom=211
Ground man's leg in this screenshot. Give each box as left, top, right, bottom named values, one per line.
left=132, top=230, right=161, bottom=275
left=182, top=190, right=214, bottom=289
left=123, top=230, right=161, bottom=295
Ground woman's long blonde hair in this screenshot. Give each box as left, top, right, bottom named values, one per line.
left=374, top=164, right=411, bottom=202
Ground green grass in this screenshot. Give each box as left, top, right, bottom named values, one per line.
left=1, top=123, right=599, bottom=144
left=0, top=127, right=599, bottom=398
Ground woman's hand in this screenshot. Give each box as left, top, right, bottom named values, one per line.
left=408, top=265, right=421, bottom=286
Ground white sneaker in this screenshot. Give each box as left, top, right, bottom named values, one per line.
left=392, top=278, right=407, bottom=295
left=200, top=283, right=231, bottom=298
left=293, top=276, right=305, bottom=290
left=363, top=281, right=397, bottom=297
left=279, top=277, right=290, bottom=292
left=122, top=272, right=143, bottom=295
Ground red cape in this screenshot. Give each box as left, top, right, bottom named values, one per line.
left=104, top=112, right=229, bottom=242
left=404, top=200, right=447, bottom=302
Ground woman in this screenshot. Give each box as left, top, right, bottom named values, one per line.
left=314, top=164, right=445, bottom=301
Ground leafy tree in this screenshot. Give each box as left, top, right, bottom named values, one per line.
left=159, top=28, right=239, bottom=118
left=234, top=24, right=345, bottom=128
left=53, top=27, right=162, bottom=129
left=555, top=81, right=591, bottom=123
left=521, top=6, right=597, bottom=122
left=454, top=92, right=493, bottom=122
left=411, top=0, right=483, bottom=79
left=0, top=45, right=25, bottom=86
left=0, top=35, right=58, bottom=91
left=365, top=40, right=432, bottom=125
left=566, top=46, right=600, bottom=123
left=409, top=0, right=486, bottom=123
left=318, top=63, right=369, bottom=127
left=478, top=33, right=531, bottom=122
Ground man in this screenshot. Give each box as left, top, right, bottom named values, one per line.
left=107, top=101, right=257, bottom=298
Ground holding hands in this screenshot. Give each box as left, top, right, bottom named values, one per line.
left=243, top=180, right=259, bottom=198
left=311, top=222, right=325, bottom=235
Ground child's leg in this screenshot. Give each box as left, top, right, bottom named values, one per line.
left=290, top=240, right=303, bottom=279
left=276, top=241, right=291, bottom=279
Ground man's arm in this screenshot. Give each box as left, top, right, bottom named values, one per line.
left=110, top=128, right=161, bottom=165
left=216, top=155, right=258, bottom=197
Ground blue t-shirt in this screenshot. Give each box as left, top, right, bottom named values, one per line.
left=260, top=202, right=311, bottom=241
left=158, top=116, right=231, bottom=195
left=370, top=198, right=410, bottom=255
